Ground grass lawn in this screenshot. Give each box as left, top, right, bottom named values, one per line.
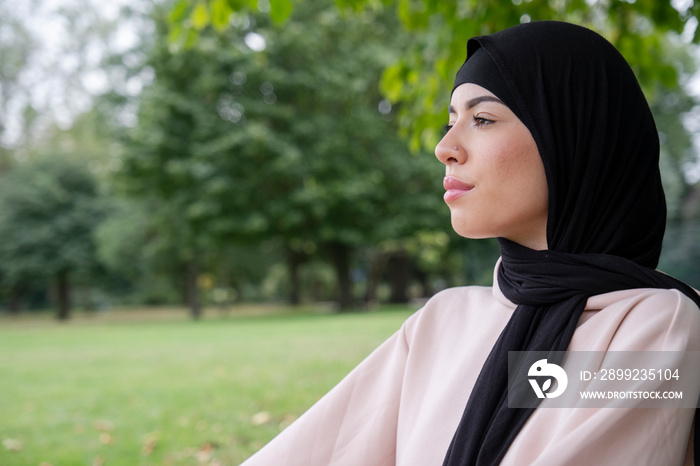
left=0, top=306, right=415, bottom=465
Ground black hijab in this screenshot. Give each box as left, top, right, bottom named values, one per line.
left=442, top=21, right=700, bottom=466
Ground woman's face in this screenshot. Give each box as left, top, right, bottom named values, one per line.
left=435, top=83, right=549, bottom=250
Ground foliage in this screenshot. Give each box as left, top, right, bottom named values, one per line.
left=117, top=0, right=449, bottom=310
left=4, top=0, right=699, bottom=314
left=0, top=156, right=107, bottom=318
left=661, top=219, right=700, bottom=288
left=169, top=0, right=700, bottom=151
left=162, top=0, right=700, bottom=292
left=94, top=199, right=182, bottom=305
left=654, top=84, right=698, bottom=219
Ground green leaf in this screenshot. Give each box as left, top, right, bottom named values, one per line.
left=269, top=0, right=294, bottom=24
left=211, top=0, right=234, bottom=31
left=191, top=2, right=211, bottom=30
left=225, top=0, right=255, bottom=9
left=379, top=62, right=404, bottom=101
left=169, top=0, right=192, bottom=23
left=167, top=24, right=185, bottom=49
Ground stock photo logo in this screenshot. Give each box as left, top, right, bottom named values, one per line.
left=528, top=359, right=569, bottom=399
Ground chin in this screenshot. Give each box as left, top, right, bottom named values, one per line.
left=450, top=218, right=491, bottom=240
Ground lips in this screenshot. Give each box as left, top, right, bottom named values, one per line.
left=443, top=176, right=474, bottom=203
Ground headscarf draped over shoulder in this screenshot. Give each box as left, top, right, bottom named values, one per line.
left=442, top=21, right=700, bottom=466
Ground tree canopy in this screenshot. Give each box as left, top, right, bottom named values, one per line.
left=0, top=156, right=107, bottom=319
left=168, top=0, right=700, bottom=150
left=114, top=0, right=450, bottom=311
left=3, top=0, right=700, bottom=316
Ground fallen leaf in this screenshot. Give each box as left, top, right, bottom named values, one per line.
left=2, top=438, right=22, bottom=451
left=279, top=414, right=297, bottom=429
left=195, top=441, right=216, bottom=462
left=195, top=450, right=211, bottom=462
left=251, top=411, right=272, bottom=426
left=142, top=433, right=159, bottom=456
left=94, top=420, right=114, bottom=432
left=142, top=439, right=157, bottom=456
left=194, top=443, right=214, bottom=463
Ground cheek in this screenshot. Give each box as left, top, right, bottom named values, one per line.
left=489, top=139, right=536, bottom=182
left=490, top=137, right=548, bottom=207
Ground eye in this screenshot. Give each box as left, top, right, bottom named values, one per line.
left=473, top=115, right=494, bottom=127
left=442, top=124, right=453, bottom=134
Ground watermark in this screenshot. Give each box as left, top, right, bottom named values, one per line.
left=528, top=358, right=568, bottom=399
left=508, top=351, right=700, bottom=409
left=579, top=390, right=682, bottom=400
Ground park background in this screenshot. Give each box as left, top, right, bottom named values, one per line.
left=2, top=0, right=700, bottom=464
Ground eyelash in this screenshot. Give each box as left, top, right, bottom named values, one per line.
left=442, top=116, right=493, bottom=134
left=473, top=116, right=493, bottom=127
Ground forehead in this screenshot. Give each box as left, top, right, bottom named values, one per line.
left=449, top=83, right=507, bottom=114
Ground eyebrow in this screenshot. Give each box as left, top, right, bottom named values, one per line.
left=448, top=95, right=506, bottom=114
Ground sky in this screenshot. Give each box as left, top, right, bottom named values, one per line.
left=3, top=0, right=143, bottom=148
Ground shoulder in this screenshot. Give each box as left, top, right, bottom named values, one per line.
left=413, top=285, right=499, bottom=321
left=593, top=287, right=699, bottom=323
left=422, top=285, right=495, bottom=309
left=402, top=285, right=513, bottom=347
left=578, top=287, right=700, bottom=351
left=629, top=288, right=700, bottom=349
left=587, top=286, right=700, bottom=319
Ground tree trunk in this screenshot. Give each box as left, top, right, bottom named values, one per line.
left=233, top=282, right=244, bottom=303
left=414, top=267, right=431, bottom=298
left=388, top=250, right=410, bottom=304
left=328, top=242, right=354, bottom=311
left=217, top=267, right=231, bottom=315
left=187, top=260, right=201, bottom=320
left=81, top=286, right=97, bottom=313
left=364, top=251, right=388, bottom=305
left=8, top=286, right=23, bottom=314
left=287, top=251, right=306, bottom=306
left=180, top=269, right=189, bottom=307
left=56, top=270, right=71, bottom=320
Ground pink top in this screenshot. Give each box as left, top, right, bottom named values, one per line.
left=242, top=262, right=700, bottom=465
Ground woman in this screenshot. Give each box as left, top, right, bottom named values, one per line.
left=242, top=21, right=700, bottom=465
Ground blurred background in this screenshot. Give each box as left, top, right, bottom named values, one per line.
left=2, top=1, right=700, bottom=464
left=1, top=0, right=700, bottom=320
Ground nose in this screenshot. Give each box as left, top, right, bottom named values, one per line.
left=435, top=133, right=465, bottom=166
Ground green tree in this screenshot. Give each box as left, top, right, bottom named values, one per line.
left=169, top=0, right=700, bottom=149
left=117, top=3, right=263, bottom=317
left=95, top=198, right=180, bottom=306
left=0, top=156, right=106, bottom=319
left=251, top=1, right=447, bottom=308
left=168, top=0, right=700, bottom=292
left=118, top=0, right=447, bottom=311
